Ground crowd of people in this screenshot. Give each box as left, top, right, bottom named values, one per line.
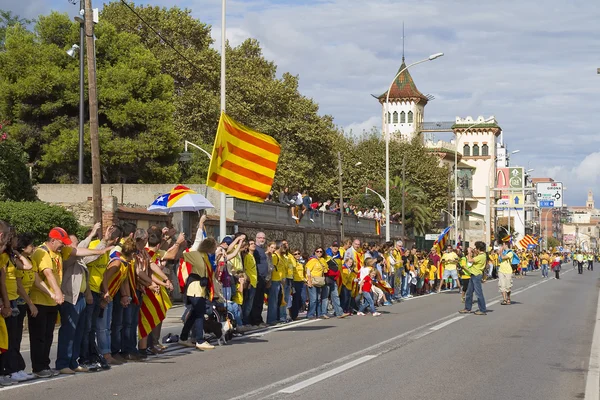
left=0, top=216, right=572, bottom=387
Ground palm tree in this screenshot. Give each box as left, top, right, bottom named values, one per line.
left=390, top=176, right=433, bottom=236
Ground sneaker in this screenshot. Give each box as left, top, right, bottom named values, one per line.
left=195, top=341, right=215, bottom=351
left=0, top=376, right=15, bottom=386
left=34, top=369, right=53, bottom=378
left=50, top=369, right=60, bottom=376
left=474, top=311, right=487, bottom=316
left=383, top=301, right=392, bottom=306
left=80, top=362, right=100, bottom=372
left=309, top=218, right=314, bottom=223
left=104, top=355, right=123, bottom=366
left=59, top=368, right=75, bottom=375
left=179, top=340, right=196, bottom=348
left=458, top=309, right=471, bottom=314
left=407, top=295, right=413, bottom=298
left=73, top=366, right=89, bottom=373
left=292, top=216, right=299, bottom=220
left=320, top=315, right=330, bottom=319
left=112, top=353, right=127, bottom=363
left=372, top=312, right=382, bottom=316
left=17, top=371, right=35, bottom=381
left=10, top=372, right=27, bottom=382
left=122, top=353, right=141, bottom=362
left=357, top=311, right=366, bottom=316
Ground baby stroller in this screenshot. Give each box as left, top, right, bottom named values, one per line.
left=205, top=301, right=237, bottom=342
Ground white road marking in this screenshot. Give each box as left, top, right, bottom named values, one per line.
left=0, top=376, right=70, bottom=391
left=429, top=316, right=465, bottom=331
left=278, top=355, right=376, bottom=394
left=244, top=319, right=318, bottom=338
left=585, top=276, right=600, bottom=400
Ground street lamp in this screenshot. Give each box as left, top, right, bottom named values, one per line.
left=180, top=140, right=213, bottom=161
left=365, top=187, right=386, bottom=206
left=454, top=117, right=494, bottom=245
left=383, top=52, right=444, bottom=242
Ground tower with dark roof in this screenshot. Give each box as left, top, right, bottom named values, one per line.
left=376, top=58, right=429, bottom=140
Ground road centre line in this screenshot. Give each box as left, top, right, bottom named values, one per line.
left=278, top=355, right=377, bottom=394
left=237, top=273, right=566, bottom=400
left=429, top=316, right=465, bottom=331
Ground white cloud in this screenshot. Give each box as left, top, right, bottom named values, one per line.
left=9, top=0, right=600, bottom=204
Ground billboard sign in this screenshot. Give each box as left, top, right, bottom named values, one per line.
left=536, top=181, right=563, bottom=208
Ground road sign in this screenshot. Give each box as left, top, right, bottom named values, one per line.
left=509, top=192, right=524, bottom=207
left=536, top=181, right=563, bottom=208
left=508, top=167, right=524, bottom=189
left=497, top=198, right=508, bottom=211
left=425, top=234, right=438, bottom=241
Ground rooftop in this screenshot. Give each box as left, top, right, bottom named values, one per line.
left=376, top=59, right=429, bottom=104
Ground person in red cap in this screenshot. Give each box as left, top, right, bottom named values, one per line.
left=28, top=227, right=111, bottom=378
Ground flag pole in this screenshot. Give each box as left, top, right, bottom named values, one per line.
left=219, top=0, right=227, bottom=241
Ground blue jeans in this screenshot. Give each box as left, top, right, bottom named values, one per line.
left=280, top=279, right=292, bottom=322
left=326, top=280, right=344, bottom=316
left=242, top=286, right=256, bottom=325
left=56, top=294, right=86, bottom=370
left=267, top=280, right=281, bottom=324
left=92, top=292, right=113, bottom=355
left=307, top=285, right=328, bottom=318
left=223, top=286, right=232, bottom=302
left=79, top=301, right=95, bottom=363
left=340, top=285, right=352, bottom=313
left=226, top=301, right=243, bottom=326
left=401, top=274, right=409, bottom=297
left=111, top=292, right=125, bottom=354
left=290, top=281, right=305, bottom=320
left=359, top=291, right=376, bottom=313
left=181, top=296, right=206, bottom=343
left=465, top=274, right=486, bottom=312
left=541, top=264, right=549, bottom=277
left=122, top=291, right=140, bottom=355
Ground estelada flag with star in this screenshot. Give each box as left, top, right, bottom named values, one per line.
left=207, top=112, right=281, bottom=202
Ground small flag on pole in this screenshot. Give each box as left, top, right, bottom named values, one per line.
left=207, top=112, right=281, bottom=202
left=433, top=226, right=452, bottom=254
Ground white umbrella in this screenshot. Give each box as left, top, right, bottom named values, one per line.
left=165, top=193, right=214, bottom=213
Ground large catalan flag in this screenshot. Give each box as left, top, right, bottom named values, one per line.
left=207, top=112, right=281, bottom=202
left=434, top=226, right=452, bottom=254
left=518, top=234, right=539, bottom=249
left=138, top=249, right=173, bottom=339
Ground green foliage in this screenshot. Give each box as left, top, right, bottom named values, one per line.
left=546, top=237, right=561, bottom=249
left=0, top=11, right=180, bottom=183
left=0, top=131, right=37, bottom=201
left=0, top=9, right=33, bottom=50
left=0, top=202, right=81, bottom=245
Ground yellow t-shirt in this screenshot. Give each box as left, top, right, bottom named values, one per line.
left=306, top=257, right=328, bottom=278
left=442, top=252, right=459, bottom=270
left=232, top=282, right=243, bottom=305
left=499, top=250, right=514, bottom=274
left=230, top=253, right=243, bottom=273
left=541, top=254, right=549, bottom=265
left=459, top=257, right=470, bottom=279
left=88, top=240, right=110, bottom=294
left=291, top=257, right=305, bottom=282
left=0, top=253, right=19, bottom=301
left=285, top=253, right=295, bottom=280
left=243, top=253, right=257, bottom=288
left=271, top=253, right=286, bottom=282
left=29, top=245, right=74, bottom=306
left=428, top=265, right=437, bottom=281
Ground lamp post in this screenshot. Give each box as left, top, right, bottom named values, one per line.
left=383, top=52, right=444, bottom=242
left=365, top=187, right=386, bottom=207
left=454, top=117, right=494, bottom=246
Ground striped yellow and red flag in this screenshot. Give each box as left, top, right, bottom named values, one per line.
left=375, top=220, right=381, bottom=235
left=207, top=112, right=281, bottom=202
left=138, top=249, right=172, bottom=339
left=167, top=185, right=196, bottom=207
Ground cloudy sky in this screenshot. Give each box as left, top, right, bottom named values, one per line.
left=3, top=0, right=600, bottom=206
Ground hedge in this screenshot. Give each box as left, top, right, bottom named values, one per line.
left=0, top=202, right=83, bottom=245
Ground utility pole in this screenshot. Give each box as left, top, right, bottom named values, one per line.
left=78, top=0, right=84, bottom=184
left=401, top=155, right=406, bottom=241
left=338, top=152, right=344, bottom=241
left=84, top=0, right=102, bottom=231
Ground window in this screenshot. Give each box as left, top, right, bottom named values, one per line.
left=472, top=144, right=480, bottom=156
left=386, top=112, right=391, bottom=123
left=392, top=111, right=398, bottom=123
left=407, top=111, right=413, bottom=123
left=481, top=144, right=489, bottom=156
left=463, top=144, right=470, bottom=156
left=400, top=111, right=406, bottom=123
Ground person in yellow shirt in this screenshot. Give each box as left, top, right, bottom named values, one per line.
left=279, top=240, right=293, bottom=323
left=28, top=227, right=109, bottom=378
left=289, top=249, right=305, bottom=321
left=306, top=247, right=329, bottom=319
left=242, top=240, right=257, bottom=326
left=498, top=242, right=515, bottom=305
left=459, top=241, right=488, bottom=315
left=437, top=246, right=461, bottom=293
left=540, top=251, right=550, bottom=278
left=267, top=241, right=285, bottom=325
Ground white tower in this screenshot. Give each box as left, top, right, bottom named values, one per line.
left=377, top=57, right=428, bottom=140
left=587, top=190, right=595, bottom=209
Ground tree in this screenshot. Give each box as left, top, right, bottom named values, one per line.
left=0, top=12, right=180, bottom=183
left=546, top=237, right=561, bottom=249
left=0, top=9, right=33, bottom=50
left=0, top=124, right=37, bottom=201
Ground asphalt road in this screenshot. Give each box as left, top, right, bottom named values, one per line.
left=3, top=263, right=599, bottom=400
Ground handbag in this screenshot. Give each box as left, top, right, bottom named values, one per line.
left=311, top=276, right=326, bottom=287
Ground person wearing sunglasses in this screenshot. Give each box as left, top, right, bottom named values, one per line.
left=305, top=248, right=329, bottom=319
left=289, top=249, right=305, bottom=320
